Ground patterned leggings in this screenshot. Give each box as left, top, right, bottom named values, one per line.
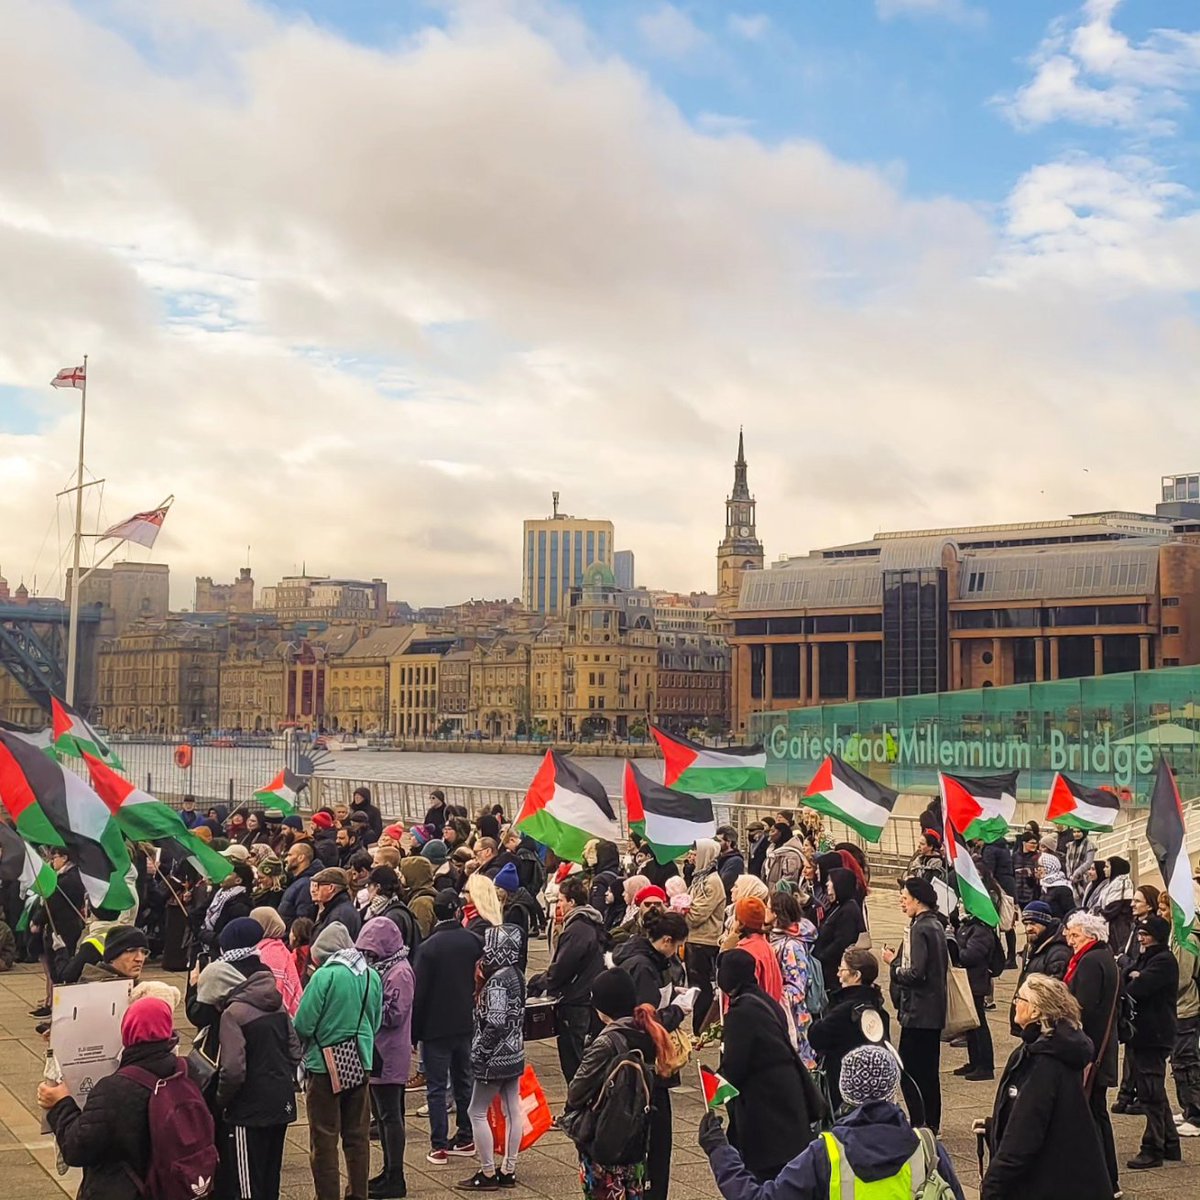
left=579, top=1154, right=647, bottom=1200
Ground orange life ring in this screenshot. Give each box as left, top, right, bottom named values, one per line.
left=174, top=744, right=193, bottom=769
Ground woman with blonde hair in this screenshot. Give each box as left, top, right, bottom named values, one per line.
left=980, top=973, right=1113, bottom=1200
left=463, top=871, right=503, bottom=939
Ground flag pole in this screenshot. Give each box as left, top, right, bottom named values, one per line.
left=65, top=354, right=88, bottom=705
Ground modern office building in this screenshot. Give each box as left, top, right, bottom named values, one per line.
left=521, top=495, right=614, bottom=616
left=614, top=549, right=636, bottom=590
left=728, top=510, right=1200, bottom=733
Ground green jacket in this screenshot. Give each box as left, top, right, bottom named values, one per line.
left=294, top=960, right=382, bottom=1075
left=1172, top=935, right=1200, bottom=1021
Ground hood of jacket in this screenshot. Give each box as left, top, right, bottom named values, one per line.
left=312, top=920, right=355, bottom=963
left=228, top=968, right=284, bottom=1014
left=483, top=923, right=522, bottom=974
left=1026, top=1019, right=1095, bottom=1070
left=565, top=904, right=605, bottom=931
left=1031, top=921, right=1064, bottom=951
left=829, top=867, right=858, bottom=905
left=196, top=959, right=247, bottom=1006
left=400, top=856, right=435, bottom=892
left=828, top=1101, right=920, bottom=1182
left=592, top=840, right=620, bottom=874
left=357, top=914, right=405, bottom=958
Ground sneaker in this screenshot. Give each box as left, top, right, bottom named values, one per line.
left=495, top=1171, right=516, bottom=1189
left=982, top=998, right=996, bottom=1011
left=406, top=1070, right=427, bottom=1092
left=426, top=1150, right=449, bottom=1166
left=417, top=1104, right=430, bottom=1118
left=963, top=1069, right=995, bottom=1082
left=1178, top=1121, right=1200, bottom=1137
left=457, top=1172, right=499, bottom=1191
left=448, top=1140, right=477, bottom=1157
left=952, top=1064, right=974, bottom=1076
left=1125, top=1154, right=1162, bottom=1170
left=29, top=1005, right=51, bottom=1018
left=1173, top=1112, right=1185, bottom=1125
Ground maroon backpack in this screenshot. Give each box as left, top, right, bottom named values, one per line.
left=118, top=1059, right=218, bottom=1200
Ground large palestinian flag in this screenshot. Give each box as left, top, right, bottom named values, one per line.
left=254, top=768, right=304, bottom=815
left=623, top=762, right=715, bottom=864
left=651, top=727, right=766, bottom=794
left=0, top=730, right=133, bottom=911
left=1147, top=758, right=1198, bottom=952
left=0, top=822, right=57, bottom=899
left=940, top=770, right=1018, bottom=844
left=802, top=755, right=898, bottom=843
left=1045, top=773, right=1120, bottom=833
left=942, top=804, right=999, bottom=926
left=0, top=718, right=54, bottom=755
left=83, top=752, right=230, bottom=883
left=52, top=697, right=123, bottom=769
left=515, top=751, right=621, bottom=863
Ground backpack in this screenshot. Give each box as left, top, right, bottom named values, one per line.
left=118, top=1059, right=218, bottom=1200
left=566, top=1030, right=655, bottom=1166
left=385, top=899, right=422, bottom=958
left=517, top=846, right=546, bottom=899
left=913, top=1128, right=958, bottom=1200
left=996, top=891, right=1016, bottom=933
left=986, top=929, right=1007, bottom=978
left=805, top=950, right=828, bottom=1016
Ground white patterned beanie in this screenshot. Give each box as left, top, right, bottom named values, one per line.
left=840, top=1045, right=901, bottom=1105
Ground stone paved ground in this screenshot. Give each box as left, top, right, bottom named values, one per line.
left=2, top=898, right=1197, bottom=1199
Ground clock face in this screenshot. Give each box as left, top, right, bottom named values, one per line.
left=739, top=525, right=750, bottom=537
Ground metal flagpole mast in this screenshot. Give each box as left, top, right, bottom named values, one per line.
left=65, top=354, right=88, bottom=705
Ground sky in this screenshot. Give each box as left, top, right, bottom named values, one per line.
left=1, top=0, right=1199, bottom=609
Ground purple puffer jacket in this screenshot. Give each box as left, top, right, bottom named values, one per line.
left=356, top=917, right=415, bottom=1085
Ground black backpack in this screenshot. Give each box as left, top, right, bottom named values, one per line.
left=565, top=1030, right=655, bottom=1165
left=986, top=928, right=1007, bottom=978
left=384, top=899, right=422, bottom=959
left=516, top=847, right=546, bottom=898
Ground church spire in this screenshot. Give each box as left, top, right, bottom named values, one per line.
left=731, top=426, right=750, bottom=501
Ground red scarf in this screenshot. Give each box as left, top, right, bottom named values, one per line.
left=1064, top=939, right=1095, bottom=984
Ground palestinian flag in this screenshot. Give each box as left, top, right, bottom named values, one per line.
left=254, top=768, right=304, bottom=815
left=515, top=751, right=620, bottom=863
left=52, top=697, right=122, bottom=769
left=0, top=718, right=55, bottom=756
left=623, top=762, right=715, bottom=864
left=942, top=805, right=999, bottom=926
left=1045, top=773, right=1120, bottom=833
left=83, top=752, right=230, bottom=883
left=802, top=755, right=898, bottom=843
left=939, top=771, right=1018, bottom=844
left=0, top=822, right=57, bottom=899
left=0, top=731, right=133, bottom=911
left=651, top=727, right=766, bottom=794
left=699, top=1065, right=739, bottom=1108
left=1147, top=758, right=1198, bottom=953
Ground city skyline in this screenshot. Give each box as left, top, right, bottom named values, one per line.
left=2, top=2, right=1200, bottom=609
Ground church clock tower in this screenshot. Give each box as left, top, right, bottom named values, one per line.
left=717, top=429, right=764, bottom=611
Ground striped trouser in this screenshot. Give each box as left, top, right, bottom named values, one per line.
left=219, top=1123, right=288, bottom=1200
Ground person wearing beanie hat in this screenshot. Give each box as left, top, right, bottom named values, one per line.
left=91, top=925, right=149, bottom=982
left=489, top=861, right=542, bottom=973
left=312, top=866, right=362, bottom=939
left=282, top=813, right=304, bottom=831
left=40, top=996, right=212, bottom=1200
left=422, top=836, right=449, bottom=865
left=362, top=865, right=424, bottom=954
left=412, top=889, right=484, bottom=1165
left=709, top=948, right=819, bottom=1184
left=493, top=861, right=519, bottom=895
left=881, top=878, right=950, bottom=1134
left=1010, top=902, right=1071, bottom=1037
left=634, top=884, right=668, bottom=909
left=201, top=860, right=255, bottom=951
left=731, top=897, right=784, bottom=1005
left=311, top=810, right=335, bottom=831
left=698, top=1037, right=965, bottom=1200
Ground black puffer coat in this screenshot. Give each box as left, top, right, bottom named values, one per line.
left=47, top=1038, right=187, bottom=1200
left=956, top=916, right=1000, bottom=998
left=808, top=982, right=890, bottom=1111
left=1066, top=940, right=1120, bottom=1090
left=889, top=910, right=948, bottom=1030
left=614, top=935, right=686, bottom=1087
left=1126, top=942, right=1179, bottom=1050
left=813, top=870, right=866, bottom=989
left=982, top=1022, right=1111, bottom=1200
left=981, top=841, right=1015, bottom=897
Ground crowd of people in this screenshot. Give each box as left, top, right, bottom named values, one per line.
left=3, top=789, right=1196, bottom=1200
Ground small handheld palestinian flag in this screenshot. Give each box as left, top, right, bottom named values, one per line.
left=699, top=1064, right=739, bottom=1109
left=52, top=696, right=123, bottom=770
left=1045, top=773, right=1119, bottom=833
left=802, top=755, right=898, bottom=843
left=0, top=822, right=57, bottom=900
left=939, top=771, right=1018, bottom=844
left=83, top=752, right=231, bottom=883
left=943, top=804, right=999, bottom=926
left=515, top=751, right=620, bottom=863
left=651, top=727, right=766, bottom=794
left=1147, top=758, right=1198, bottom=954
left=254, top=768, right=305, bottom=815
left=623, top=762, right=715, bottom=864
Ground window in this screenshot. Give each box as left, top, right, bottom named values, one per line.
left=1164, top=656, right=1181, bottom=666
left=1163, top=596, right=1180, bottom=607
left=1164, top=625, right=1180, bottom=636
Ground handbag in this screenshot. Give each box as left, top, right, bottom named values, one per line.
left=942, top=966, right=979, bottom=1040
left=186, top=1025, right=220, bottom=1106
left=320, top=976, right=371, bottom=1094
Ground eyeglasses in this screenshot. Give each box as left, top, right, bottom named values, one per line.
left=1014, top=992, right=1033, bottom=1003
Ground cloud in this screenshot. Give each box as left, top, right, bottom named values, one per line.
left=0, top=0, right=1198, bottom=613
left=875, top=0, right=984, bottom=26
left=728, top=13, right=769, bottom=41
left=636, top=4, right=708, bottom=60
left=1003, top=0, right=1200, bottom=132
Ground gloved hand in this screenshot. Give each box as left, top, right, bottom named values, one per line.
left=698, top=1110, right=728, bottom=1155
left=672, top=986, right=700, bottom=1015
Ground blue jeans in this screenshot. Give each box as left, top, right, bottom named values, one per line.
left=424, top=1035, right=473, bottom=1150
